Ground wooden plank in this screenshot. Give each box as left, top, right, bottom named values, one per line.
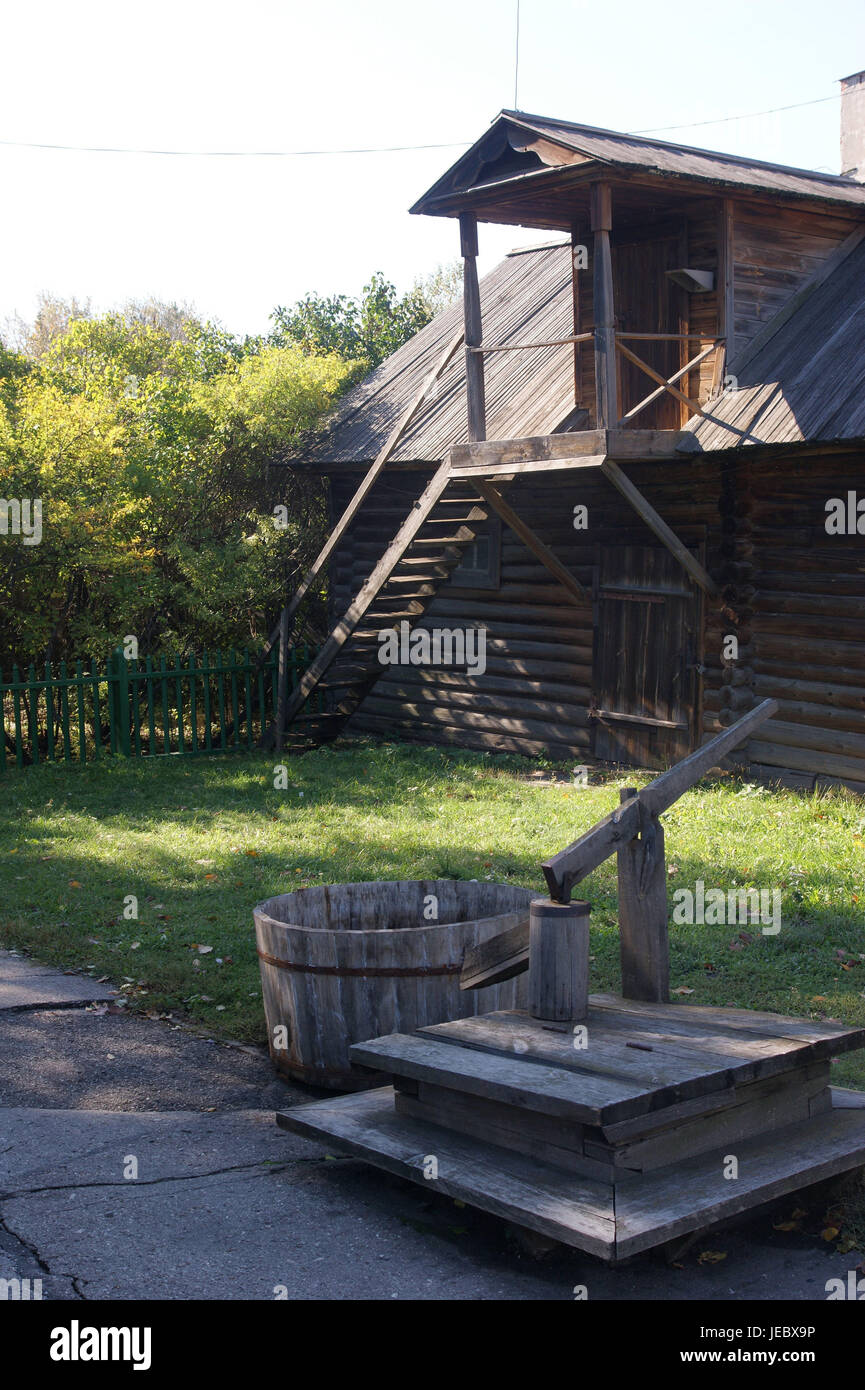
left=277, top=1087, right=617, bottom=1259
left=600, top=458, right=719, bottom=596
left=615, top=1107, right=865, bottom=1259
left=618, top=342, right=719, bottom=425
left=475, top=480, right=587, bottom=601
left=589, top=993, right=865, bottom=1048
left=542, top=699, right=779, bottom=900
left=349, top=1030, right=649, bottom=1125
left=449, top=454, right=606, bottom=479
left=449, top=432, right=607, bottom=468
left=418, top=1008, right=833, bottom=1095
left=460, top=213, right=486, bottom=442
left=393, top=1080, right=590, bottom=1173
left=276, top=1089, right=865, bottom=1263
left=616, top=788, right=669, bottom=1003
left=473, top=332, right=594, bottom=352
left=460, top=916, right=530, bottom=990
left=598, top=1064, right=830, bottom=1173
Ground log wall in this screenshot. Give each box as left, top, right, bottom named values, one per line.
left=329, top=449, right=865, bottom=794
left=731, top=203, right=861, bottom=360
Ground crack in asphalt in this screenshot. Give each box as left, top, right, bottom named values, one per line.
left=0, top=1206, right=84, bottom=1300
left=0, top=1153, right=347, bottom=1203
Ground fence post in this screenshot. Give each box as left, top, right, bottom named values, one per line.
left=111, top=648, right=132, bottom=757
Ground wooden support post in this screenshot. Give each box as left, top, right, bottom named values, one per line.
left=460, top=212, right=486, bottom=442
left=528, top=898, right=590, bottom=1021
left=274, top=605, right=290, bottom=754
left=590, top=183, right=617, bottom=428
left=617, top=788, right=670, bottom=1003
left=570, top=223, right=583, bottom=407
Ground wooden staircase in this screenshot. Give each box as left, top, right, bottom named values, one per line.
left=277, top=465, right=488, bottom=749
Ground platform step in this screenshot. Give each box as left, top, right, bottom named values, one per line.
left=276, top=1087, right=865, bottom=1263
left=351, top=1001, right=865, bottom=1129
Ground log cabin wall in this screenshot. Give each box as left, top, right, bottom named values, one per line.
left=329, top=448, right=865, bottom=793
left=730, top=203, right=862, bottom=360
left=725, top=449, right=865, bottom=792
left=330, top=460, right=724, bottom=761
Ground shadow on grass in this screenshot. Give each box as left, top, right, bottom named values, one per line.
left=0, top=739, right=863, bottom=1054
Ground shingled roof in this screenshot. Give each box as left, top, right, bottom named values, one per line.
left=299, top=241, right=577, bottom=467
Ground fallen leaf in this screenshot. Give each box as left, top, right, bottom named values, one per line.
left=821, top=1225, right=841, bottom=1242
left=738, top=931, right=754, bottom=945
left=728, top=940, right=744, bottom=951
left=671, top=986, right=695, bottom=996
left=773, top=1220, right=799, bottom=1232
left=68, top=880, right=82, bottom=888
left=204, top=873, right=218, bottom=882
left=697, top=1250, right=727, bottom=1265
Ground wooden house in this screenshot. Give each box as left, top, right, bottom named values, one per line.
left=274, top=73, right=865, bottom=792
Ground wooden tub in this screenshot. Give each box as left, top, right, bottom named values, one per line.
left=254, top=879, right=532, bottom=1089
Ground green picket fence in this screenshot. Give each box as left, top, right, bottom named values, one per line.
left=0, top=644, right=323, bottom=773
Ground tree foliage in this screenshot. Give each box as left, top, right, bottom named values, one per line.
left=0, top=259, right=451, bottom=673
left=0, top=309, right=355, bottom=672
left=269, top=271, right=434, bottom=371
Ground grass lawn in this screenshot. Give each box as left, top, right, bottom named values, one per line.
left=1, top=737, right=864, bottom=1087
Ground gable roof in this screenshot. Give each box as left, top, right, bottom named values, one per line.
left=685, top=230, right=865, bottom=449
left=298, top=242, right=577, bottom=466
left=412, top=111, right=865, bottom=218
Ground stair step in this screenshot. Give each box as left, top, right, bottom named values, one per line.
left=365, top=611, right=424, bottom=624
left=411, top=529, right=475, bottom=545
left=380, top=575, right=438, bottom=587
left=276, top=1087, right=865, bottom=1263
left=396, top=553, right=461, bottom=567
left=427, top=506, right=488, bottom=523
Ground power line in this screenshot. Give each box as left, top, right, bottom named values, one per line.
left=631, top=91, right=839, bottom=136
left=0, top=136, right=470, bottom=158
left=0, top=90, right=841, bottom=159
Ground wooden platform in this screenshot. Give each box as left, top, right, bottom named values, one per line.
left=276, top=996, right=865, bottom=1262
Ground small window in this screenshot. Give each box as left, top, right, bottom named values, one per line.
left=453, top=519, right=501, bottom=590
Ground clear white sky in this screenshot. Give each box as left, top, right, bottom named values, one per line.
left=1, top=0, right=864, bottom=338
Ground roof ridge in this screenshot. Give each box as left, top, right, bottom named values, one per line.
left=498, top=108, right=855, bottom=188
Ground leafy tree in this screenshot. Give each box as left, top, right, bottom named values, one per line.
left=270, top=271, right=434, bottom=371
left=413, top=260, right=462, bottom=315
left=0, top=312, right=356, bottom=673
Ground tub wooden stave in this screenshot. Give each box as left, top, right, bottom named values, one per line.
left=254, top=879, right=532, bottom=1088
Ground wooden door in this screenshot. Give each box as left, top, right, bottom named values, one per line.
left=591, top=545, right=701, bottom=769
left=612, top=231, right=685, bottom=429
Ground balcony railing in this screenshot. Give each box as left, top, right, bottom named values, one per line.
left=468, top=330, right=728, bottom=431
